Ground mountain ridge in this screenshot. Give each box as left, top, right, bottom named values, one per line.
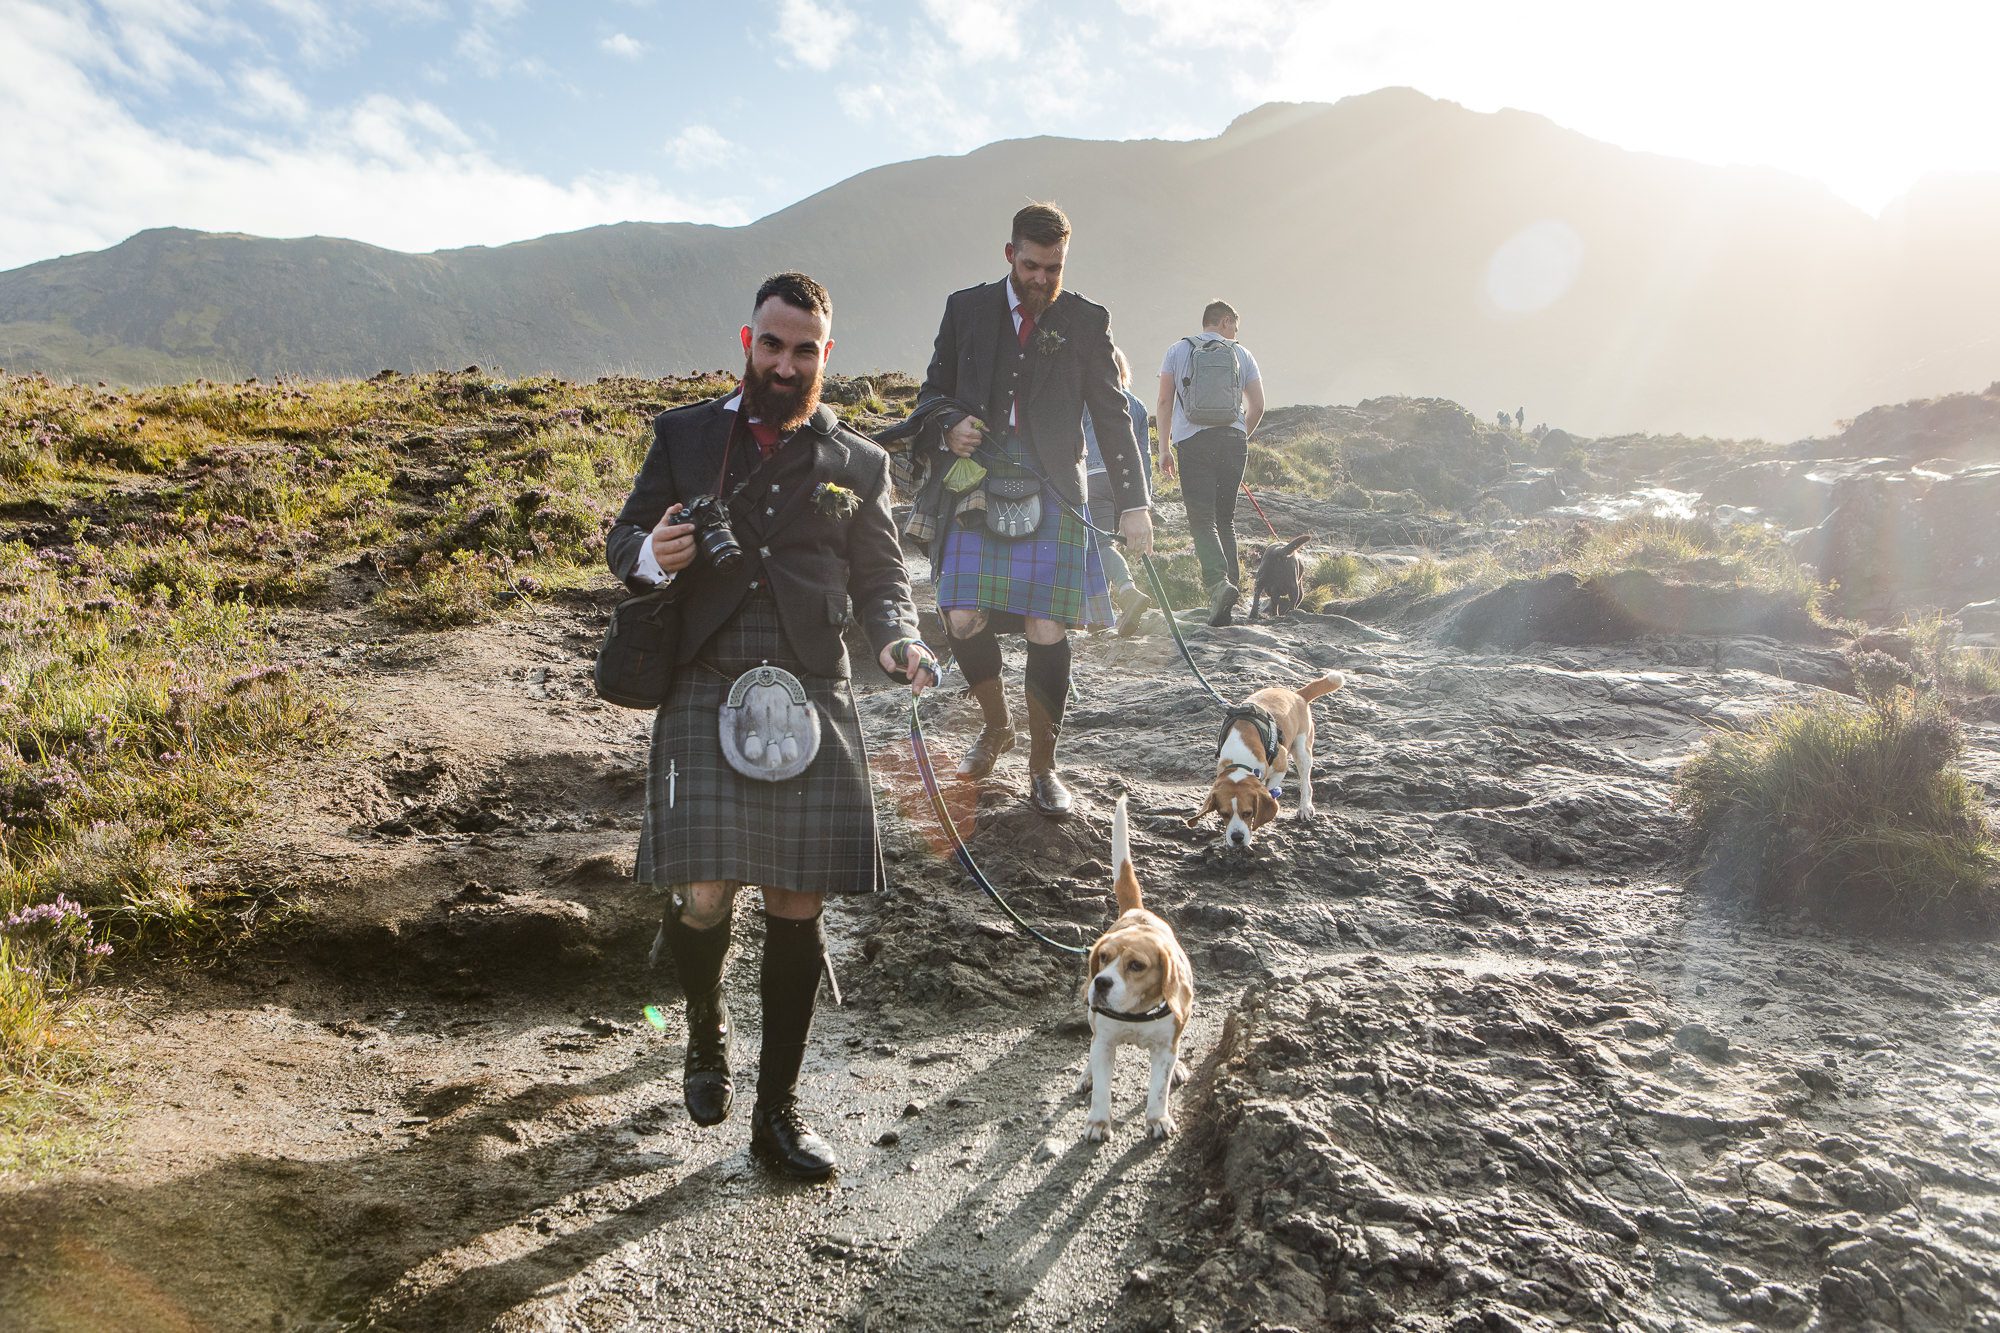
left=4, top=87, right=1997, bottom=438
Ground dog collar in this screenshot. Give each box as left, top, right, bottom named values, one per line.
left=1090, top=1000, right=1173, bottom=1023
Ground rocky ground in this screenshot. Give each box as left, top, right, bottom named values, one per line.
left=4, top=393, right=2000, bottom=1331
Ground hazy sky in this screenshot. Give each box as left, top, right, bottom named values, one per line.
left=3, top=0, right=1996, bottom=272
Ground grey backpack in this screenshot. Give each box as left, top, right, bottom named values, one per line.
left=1179, top=337, right=1243, bottom=427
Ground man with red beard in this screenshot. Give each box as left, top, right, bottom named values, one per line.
left=915, top=203, right=1153, bottom=817
left=607, top=272, right=936, bottom=1179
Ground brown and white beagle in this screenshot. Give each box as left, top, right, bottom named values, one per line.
left=1187, top=672, right=1344, bottom=848
left=1077, top=795, right=1194, bottom=1141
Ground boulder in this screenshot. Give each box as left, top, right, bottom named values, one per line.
left=1441, top=570, right=1826, bottom=650
left=1798, top=465, right=2000, bottom=621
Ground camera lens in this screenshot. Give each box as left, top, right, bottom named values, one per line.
left=682, top=496, right=743, bottom=572
left=702, top=527, right=743, bottom=571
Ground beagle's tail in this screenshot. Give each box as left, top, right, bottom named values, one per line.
left=1277, top=533, right=1312, bottom=557
left=1112, top=794, right=1143, bottom=915
left=1300, top=670, right=1347, bottom=703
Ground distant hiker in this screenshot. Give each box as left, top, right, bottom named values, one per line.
left=1515, top=406, right=1525, bottom=429
left=907, top=201, right=1153, bottom=818
left=1084, top=346, right=1154, bottom=634
left=1158, top=300, right=1264, bottom=626
left=606, top=271, right=937, bottom=1180
left=1497, top=409, right=1511, bottom=427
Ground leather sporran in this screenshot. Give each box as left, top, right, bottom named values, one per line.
left=718, top=664, right=822, bottom=781
left=982, top=469, right=1043, bottom=539
left=593, top=585, right=681, bottom=709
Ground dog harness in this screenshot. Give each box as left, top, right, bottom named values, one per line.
left=1216, top=702, right=1279, bottom=770
left=1091, top=1000, right=1174, bottom=1023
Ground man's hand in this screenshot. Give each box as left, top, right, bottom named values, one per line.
left=1119, top=508, right=1154, bottom=557
left=650, top=510, right=696, bottom=574
left=1159, top=445, right=1176, bottom=480
left=945, top=415, right=985, bottom=458
left=880, top=639, right=938, bottom=695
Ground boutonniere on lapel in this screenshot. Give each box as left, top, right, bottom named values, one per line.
left=1034, top=326, right=1067, bottom=357
left=812, top=481, right=860, bottom=519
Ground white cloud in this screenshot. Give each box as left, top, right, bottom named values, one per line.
left=453, top=0, right=529, bottom=76
left=600, top=31, right=646, bottom=59
left=235, top=63, right=310, bottom=120
left=664, top=124, right=734, bottom=170
left=834, top=33, right=993, bottom=152
left=774, top=0, right=856, bottom=71
left=919, top=0, right=1018, bottom=61
left=0, top=1, right=746, bottom=270
left=1113, top=0, right=1303, bottom=52
left=254, top=0, right=363, bottom=64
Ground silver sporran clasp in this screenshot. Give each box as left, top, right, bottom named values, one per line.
left=718, top=664, right=822, bottom=782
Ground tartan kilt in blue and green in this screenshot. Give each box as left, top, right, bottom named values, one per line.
left=636, top=593, right=882, bottom=895
left=935, top=497, right=1113, bottom=629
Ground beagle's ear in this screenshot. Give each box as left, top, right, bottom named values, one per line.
left=1185, top=790, right=1217, bottom=826
left=1253, top=787, right=1280, bottom=829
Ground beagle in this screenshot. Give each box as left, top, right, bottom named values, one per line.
left=1187, top=672, right=1345, bottom=848
left=1077, top=795, right=1194, bottom=1141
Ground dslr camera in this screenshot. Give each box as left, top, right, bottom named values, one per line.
left=673, top=495, right=744, bottom=573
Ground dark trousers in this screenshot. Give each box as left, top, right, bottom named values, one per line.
left=1174, top=427, right=1248, bottom=593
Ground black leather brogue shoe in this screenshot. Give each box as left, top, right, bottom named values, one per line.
left=955, top=726, right=1016, bottom=780
left=1029, top=769, right=1073, bottom=818
left=750, top=1099, right=837, bottom=1180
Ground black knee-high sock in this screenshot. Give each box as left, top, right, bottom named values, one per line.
left=757, top=912, right=824, bottom=1107
left=1024, top=637, right=1072, bottom=730
left=951, top=625, right=1003, bottom=688
left=664, top=897, right=732, bottom=999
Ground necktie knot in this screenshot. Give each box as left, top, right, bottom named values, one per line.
left=1015, top=306, right=1036, bottom=348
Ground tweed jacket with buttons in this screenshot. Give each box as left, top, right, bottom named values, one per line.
left=605, top=396, right=919, bottom=681
left=915, top=278, right=1151, bottom=517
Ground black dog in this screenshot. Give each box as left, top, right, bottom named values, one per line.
left=1247, top=534, right=1312, bottom=621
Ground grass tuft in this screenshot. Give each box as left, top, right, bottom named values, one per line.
left=1907, top=613, right=2000, bottom=698
left=1675, top=692, right=2000, bottom=931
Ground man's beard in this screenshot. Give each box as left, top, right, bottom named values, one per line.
left=1013, top=272, right=1062, bottom=318
left=741, top=354, right=821, bottom=432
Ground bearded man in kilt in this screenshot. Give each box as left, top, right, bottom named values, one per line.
left=606, top=273, right=936, bottom=1179
left=916, top=203, right=1154, bottom=817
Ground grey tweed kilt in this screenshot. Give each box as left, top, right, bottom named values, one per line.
left=635, top=593, right=884, bottom=895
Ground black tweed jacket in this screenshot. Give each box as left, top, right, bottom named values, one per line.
left=605, top=396, right=919, bottom=680
left=916, top=278, right=1150, bottom=514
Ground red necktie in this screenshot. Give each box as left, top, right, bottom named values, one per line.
left=747, top=418, right=781, bottom=458
left=1016, top=306, right=1035, bottom=349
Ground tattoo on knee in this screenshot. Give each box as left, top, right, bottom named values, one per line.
left=948, top=610, right=989, bottom=639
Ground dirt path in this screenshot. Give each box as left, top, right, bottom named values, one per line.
left=4, top=584, right=2000, bottom=1331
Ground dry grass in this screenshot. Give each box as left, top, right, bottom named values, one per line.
left=1675, top=692, right=2000, bottom=931
left=0, top=365, right=770, bottom=1146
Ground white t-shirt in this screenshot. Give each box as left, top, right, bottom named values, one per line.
left=1160, top=333, right=1261, bottom=443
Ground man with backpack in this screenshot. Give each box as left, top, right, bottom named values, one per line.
left=1158, top=300, right=1265, bottom=626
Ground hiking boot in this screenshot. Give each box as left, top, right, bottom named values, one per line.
left=682, top=989, right=734, bottom=1126
left=1029, top=769, right=1074, bottom=818
left=1112, top=584, right=1151, bottom=637
left=1207, top=581, right=1239, bottom=628
left=956, top=726, right=1016, bottom=780
left=751, top=1099, right=837, bottom=1180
